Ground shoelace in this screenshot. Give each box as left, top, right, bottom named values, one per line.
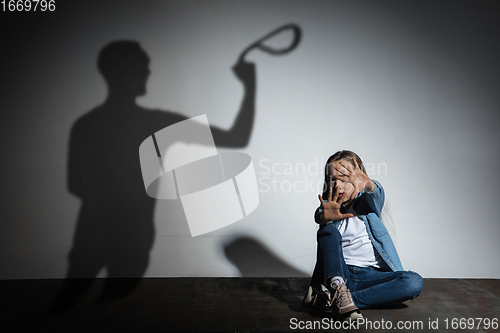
left=333, top=284, right=352, bottom=307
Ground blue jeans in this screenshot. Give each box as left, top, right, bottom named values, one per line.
left=311, top=223, right=423, bottom=309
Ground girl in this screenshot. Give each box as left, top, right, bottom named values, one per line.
left=303, top=150, right=423, bottom=320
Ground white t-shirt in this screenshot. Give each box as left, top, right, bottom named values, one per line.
left=337, top=207, right=382, bottom=268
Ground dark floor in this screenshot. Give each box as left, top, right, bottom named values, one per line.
left=0, top=278, right=499, bottom=332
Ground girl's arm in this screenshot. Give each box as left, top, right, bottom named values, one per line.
left=362, top=180, right=385, bottom=216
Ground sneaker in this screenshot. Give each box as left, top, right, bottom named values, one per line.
left=329, top=282, right=359, bottom=316
left=302, top=284, right=332, bottom=312
left=344, top=309, right=363, bottom=321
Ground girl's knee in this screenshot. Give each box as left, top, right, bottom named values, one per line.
left=317, top=223, right=341, bottom=240
left=401, top=271, right=424, bottom=299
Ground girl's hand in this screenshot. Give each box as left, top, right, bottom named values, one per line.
left=333, top=159, right=375, bottom=200
left=317, top=186, right=354, bottom=223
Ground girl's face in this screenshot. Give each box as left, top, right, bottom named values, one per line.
left=328, top=160, right=355, bottom=204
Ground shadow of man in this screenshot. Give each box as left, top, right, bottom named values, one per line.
left=52, top=40, right=256, bottom=310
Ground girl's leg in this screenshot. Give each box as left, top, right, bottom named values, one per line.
left=348, top=266, right=424, bottom=309
left=306, top=223, right=358, bottom=314
left=311, top=223, right=351, bottom=288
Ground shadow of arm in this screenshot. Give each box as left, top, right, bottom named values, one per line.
left=211, top=61, right=256, bottom=148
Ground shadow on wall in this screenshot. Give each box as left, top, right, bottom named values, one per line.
left=224, top=236, right=309, bottom=277
left=49, top=40, right=256, bottom=312
left=49, top=23, right=302, bottom=314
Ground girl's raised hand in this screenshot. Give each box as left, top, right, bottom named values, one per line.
left=317, top=186, right=353, bottom=223
left=334, top=159, right=372, bottom=200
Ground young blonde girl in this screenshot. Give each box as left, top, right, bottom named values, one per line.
left=303, top=150, right=423, bottom=319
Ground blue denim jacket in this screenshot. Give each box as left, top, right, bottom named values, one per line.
left=315, top=179, right=404, bottom=272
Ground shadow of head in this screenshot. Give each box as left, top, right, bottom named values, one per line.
left=223, top=236, right=308, bottom=277
left=98, top=41, right=151, bottom=97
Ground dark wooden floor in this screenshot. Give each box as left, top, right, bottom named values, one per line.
left=0, top=278, right=498, bottom=332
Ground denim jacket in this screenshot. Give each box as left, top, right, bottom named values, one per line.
left=315, top=179, right=404, bottom=272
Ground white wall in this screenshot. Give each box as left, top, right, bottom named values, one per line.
left=1, top=0, right=499, bottom=279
